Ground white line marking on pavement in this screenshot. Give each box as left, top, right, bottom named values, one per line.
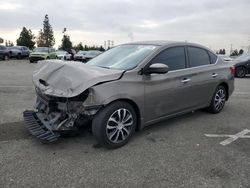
left=205, top=129, right=250, bottom=146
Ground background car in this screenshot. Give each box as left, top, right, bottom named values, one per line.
left=0, top=45, right=9, bottom=60
left=56, top=50, right=72, bottom=60
left=29, top=47, right=56, bottom=63
left=74, top=50, right=87, bottom=62
left=64, top=48, right=76, bottom=60
left=83, top=50, right=102, bottom=62
left=8, top=46, right=30, bottom=59
left=233, top=53, right=250, bottom=78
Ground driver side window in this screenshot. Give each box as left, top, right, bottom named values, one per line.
left=150, top=47, right=186, bottom=71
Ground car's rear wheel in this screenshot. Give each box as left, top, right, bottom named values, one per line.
left=92, top=101, right=137, bottom=149
left=207, top=85, right=226, bottom=114
left=235, top=66, right=246, bottom=78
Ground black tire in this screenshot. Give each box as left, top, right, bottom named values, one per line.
left=92, top=101, right=137, bottom=149
left=17, top=53, right=22, bottom=59
left=207, top=85, right=226, bottom=114
left=235, top=66, right=246, bottom=78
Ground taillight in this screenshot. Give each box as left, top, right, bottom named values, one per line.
left=230, top=65, right=235, bottom=75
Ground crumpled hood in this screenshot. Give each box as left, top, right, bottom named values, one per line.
left=33, top=60, right=124, bottom=98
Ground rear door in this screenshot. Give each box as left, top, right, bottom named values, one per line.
left=186, top=46, right=219, bottom=107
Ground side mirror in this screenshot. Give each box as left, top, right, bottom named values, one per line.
left=144, top=63, right=169, bottom=75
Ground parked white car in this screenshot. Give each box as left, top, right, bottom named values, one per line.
left=74, top=50, right=88, bottom=62
left=56, top=50, right=72, bottom=60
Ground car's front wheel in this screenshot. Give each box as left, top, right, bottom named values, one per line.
left=207, top=85, right=226, bottom=114
left=92, top=101, right=137, bottom=149
left=235, top=66, right=246, bottom=78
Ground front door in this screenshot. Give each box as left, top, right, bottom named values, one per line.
left=144, top=46, right=195, bottom=123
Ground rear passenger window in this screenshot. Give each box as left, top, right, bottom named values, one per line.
left=208, top=51, right=218, bottom=64
left=151, top=47, right=186, bottom=71
left=188, top=47, right=210, bottom=67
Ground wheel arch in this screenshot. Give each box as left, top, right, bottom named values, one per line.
left=218, top=82, right=229, bottom=100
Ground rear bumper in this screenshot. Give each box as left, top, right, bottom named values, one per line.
left=23, top=110, right=60, bottom=142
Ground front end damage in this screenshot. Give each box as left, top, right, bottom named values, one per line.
left=23, top=60, right=124, bottom=142
left=23, top=88, right=102, bottom=142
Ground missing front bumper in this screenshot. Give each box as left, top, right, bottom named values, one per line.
left=23, top=110, right=60, bottom=142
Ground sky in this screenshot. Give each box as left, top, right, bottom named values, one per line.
left=0, top=0, right=250, bottom=54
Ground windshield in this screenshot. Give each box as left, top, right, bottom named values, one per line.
left=34, top=47, right=49, bottom=52
left=235, top=54, right=250, bottom=61
left=87, top=45, right=157, bottom=70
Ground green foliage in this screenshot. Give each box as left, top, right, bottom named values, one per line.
left=5, top=40, right=14, bottom=47
left=60, top=34, right=73, bottom=50
left=0, top=37, right=3, bottom=44
left=239, top=49, right=244, bottom=55
left=16, top=27, right=35, bottom=49
left=217, top=49, right=226, bottom=54
left=76, top=45, right=105, bottom=52
left=230, top=49, right=239, bottom=56
left=74, top=42, right=84, bottom=51
left=99, top=46, right=105, bottom=52
left=36, top=14, right=55, bottom=47
left=36, top=29, right=45, bottom=47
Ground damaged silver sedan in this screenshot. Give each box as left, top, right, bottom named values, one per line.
left=23, top=41, right=234, bottom=148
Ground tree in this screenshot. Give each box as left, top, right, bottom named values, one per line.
left=239, top=49, right=244, bottom=55
left=99, top=46, right=105, bottom=51
left=16, top=27, right=35, bottom=49
left=74, top=42, right=84, bottom=51
left=5, top=40, right=14, bottom=47
left=230, top=49, right=239, bottom=56
left=60, top=34, right=72, bottom=50
left=36, top=14, right=55, bottom=47
left=0, top=37, right=3, bottom=44
left=218, top=49, right=226, bottom=55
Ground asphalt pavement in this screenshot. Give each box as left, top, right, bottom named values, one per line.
left=0, top=60, right=249, bottom=188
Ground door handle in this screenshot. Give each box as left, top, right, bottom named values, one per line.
left=181, top=78, right=191, bottom=83
left=212, top=73, right=218, bottom=78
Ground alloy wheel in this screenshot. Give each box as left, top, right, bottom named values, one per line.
left=214, top=89, right=226, bottom=111
left=106, top=108, right=133, bottom=144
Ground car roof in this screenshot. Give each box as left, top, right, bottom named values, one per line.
left=125, top=40, right=204, bottom=47
left=124, top=40, right=214, bottom=53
